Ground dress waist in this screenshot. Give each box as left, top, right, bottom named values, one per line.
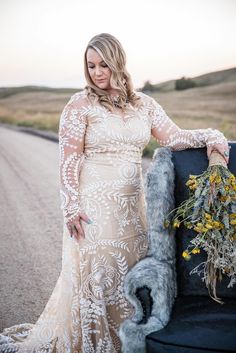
left=84, top=150, right=142, bottom=164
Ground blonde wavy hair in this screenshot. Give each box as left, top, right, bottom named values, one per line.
left=83, top=33, right=142, bottom=112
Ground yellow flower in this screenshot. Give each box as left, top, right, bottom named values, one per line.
left=197, top=222, right=203, bottom=228
left=209, top=175, right=215, bottom=183
left=205, top=223, right=213, bottom=229
left=230, top=234, right=236, bottom=241
left=189, top=184, right=197, bottom=190
left=212, top=221, right=224, bottom=229
left=204, top=213, right=212, bottom=220
left=182, top=251, right=191, bottom=260
left=220, top=195, right=228, bottom=202
left=173, top=219, right=181, bottom=228
left=192, top=248, right=200, bottom=254
left=224, top=185, right=230, bottom=191
left=229, top=213, right=236, bottom=219
left=230, top=219, right=236, bottom=226
left=219, top=222, right=224, bottom=229
left=186, top=180, right=193, bottom=186
left=186, top=179, right=197, bottom=188
left=194, top=226, right=202, bottom=233
left=215, top=176, right=222, bottom=183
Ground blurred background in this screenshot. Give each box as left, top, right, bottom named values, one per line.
left=0, top=0, right=236, bottom=328
left=0, top=0, right=236, bottom=155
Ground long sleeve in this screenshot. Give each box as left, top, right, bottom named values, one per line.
left=148, top=96, right=227, bottom=150
left=58, top=93, right=88, bottom=222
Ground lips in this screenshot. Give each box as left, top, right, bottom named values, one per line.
left=96, top=79, right=106, bottom=83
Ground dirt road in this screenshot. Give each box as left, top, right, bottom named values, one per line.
left=0, top=124, right=152, bottom=330
left=0, top=125, right=64, bottom=330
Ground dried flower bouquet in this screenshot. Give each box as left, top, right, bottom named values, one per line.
left=165, top=151, right=236, bottom=303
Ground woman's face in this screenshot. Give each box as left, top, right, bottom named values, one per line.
left=86, top=48, right=112, bottom=90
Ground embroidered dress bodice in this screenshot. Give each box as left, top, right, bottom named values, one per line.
left=59, top=90, right=227, bottom=224
left=0, top=90, right=227, bottom=353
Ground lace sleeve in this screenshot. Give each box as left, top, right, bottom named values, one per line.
left=148, top=97, right=227, bottom=150
left=58, top=92, right=87, bottom=222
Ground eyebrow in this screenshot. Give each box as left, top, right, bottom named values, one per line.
left=87, top=60, right=105, bottom=64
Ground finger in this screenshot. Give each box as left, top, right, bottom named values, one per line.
left=72, top=224, right=80, bottom=239
left=79, top=212, right=92, bottom=224
left=224, top=156, right=229, bottom=164
left=76, top=222, right=85, bottom=239
left=67, top=223, right=73, bottom=237
left=207, top=145, right=213, bottom=159
left=216, top=144, right=229, bottom=160
left=214, top=146, right=229, bottom=164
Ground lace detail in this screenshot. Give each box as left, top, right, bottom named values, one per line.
left=58, top=92, right=88, bottom=221
left=0, top=89, right=149, bottom=353
left=147, top=95, right=227, bottom=150
left=0, top=89, right=227, bottom=353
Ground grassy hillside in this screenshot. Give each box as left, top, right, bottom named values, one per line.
left=0, top=68, right=235, bottom=157
left=0, top=86, right=80, bottom=99
left=149, top=67, right=236, bottom=92
left=0, top=91, right=71, bottom=132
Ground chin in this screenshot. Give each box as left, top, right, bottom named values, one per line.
left=97, top=84, right=109, bottom=90
left=93, top=81, right=109, bottom=90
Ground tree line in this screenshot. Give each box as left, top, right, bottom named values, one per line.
left=142, top=76, right=196, bottom=92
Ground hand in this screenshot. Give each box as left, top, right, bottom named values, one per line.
left=207, top=142, right=230, bottom=164
left=66, top=212, right=92, bottom=241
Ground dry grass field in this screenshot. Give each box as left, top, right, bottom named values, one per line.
left=0, top=68, right=235, bottom=157
left=0, top=90, right=77, bottom=132
left=152, top=81, right=236, bottom=138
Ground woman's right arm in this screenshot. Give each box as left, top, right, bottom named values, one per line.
left=58, top=92, right=90, bottom=239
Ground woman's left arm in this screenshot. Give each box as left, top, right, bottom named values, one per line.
left=148, top=97, right=230, bottom=164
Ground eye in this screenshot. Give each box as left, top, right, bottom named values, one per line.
left=101, top=63, right=108, bottom=68
left=88, top=65, right=94, bottom=69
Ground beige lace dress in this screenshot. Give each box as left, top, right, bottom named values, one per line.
left=0, top=90, right=227, bottom=353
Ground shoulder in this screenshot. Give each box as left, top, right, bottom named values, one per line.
left=134, top=90, right=160, bottom=109
left=66, top=89, right=90, bottom=108
left=60, top=89, right=90, bottom=124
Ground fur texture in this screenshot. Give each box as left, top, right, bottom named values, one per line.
left=119, top=147, right=177, bottom=353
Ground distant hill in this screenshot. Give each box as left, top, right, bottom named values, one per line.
left=0, top=68, right=235, bottom=153
left=1, top=67, right=236, bottom=97
left=145, top=67, right=236, bottom=92
left=0, top=86, right=81, bottom=99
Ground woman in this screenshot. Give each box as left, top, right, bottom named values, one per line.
left=0, top=33, right=230, bottom=353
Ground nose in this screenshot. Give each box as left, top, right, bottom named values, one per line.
left=95, top=66, right=102, bottom=76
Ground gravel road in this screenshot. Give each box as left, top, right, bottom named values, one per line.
left=0, top=124, right=152, bottom=330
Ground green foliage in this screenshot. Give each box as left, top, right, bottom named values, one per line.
left=142, top=137, right=159, bottom=158
left=142, top=80, right=155, bottom=92
left=175, top=76, right=196, bottom=90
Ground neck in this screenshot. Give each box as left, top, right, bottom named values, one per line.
left=106, top=88, right=120, bottom=97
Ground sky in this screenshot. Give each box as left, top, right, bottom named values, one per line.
left=0, top=0, right=236, bottom=89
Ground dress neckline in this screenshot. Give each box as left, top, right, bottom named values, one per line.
left=110, top=107, right=129, bottom=121
left=92, top=102, right=134, bottom=122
